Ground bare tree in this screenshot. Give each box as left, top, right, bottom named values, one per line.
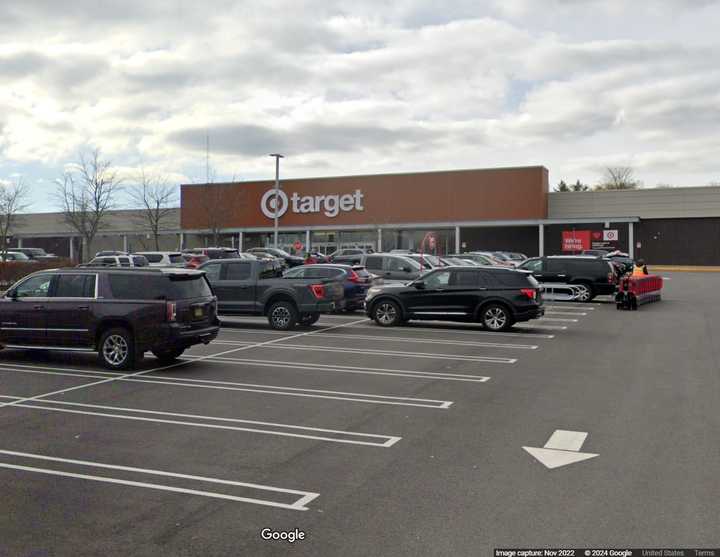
left=595, top=166, right=641, bottom=191
left=0, top=178, right=30, bottom=257
left=198, top=182, right=246, bottom=247
left=55, top=148, right=123, bottom=261
left=128, top=169, right=178, bottom=250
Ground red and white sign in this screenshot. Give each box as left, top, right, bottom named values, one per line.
left=603, top=229, right=618, bottom=242
left=562, top=230, right=591, bottom=252
left=293, top=241, right=303, bottom=252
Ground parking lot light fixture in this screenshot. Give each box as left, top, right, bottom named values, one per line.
left=269, top=153, right=284, bottom=248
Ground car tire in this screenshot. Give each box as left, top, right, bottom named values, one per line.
left=300, top=313, right=320, bottom=326
left=481, top=304, right=512, bottom=332
left=268, top=301, right=299, bottom=330
left=573, top=282, right=594, bottom=302
left=98, top=327, right=136, bottom=370
left=152, top=347, right=185, bottom=364
left=372, top=300, right=402, bottom=327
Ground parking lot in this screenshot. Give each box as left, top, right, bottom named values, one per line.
left=1, top=271, right=719, bottom=555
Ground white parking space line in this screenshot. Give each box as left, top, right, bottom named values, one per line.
left=544, top=305, right=595, bottom=311
left=544, top=311, right=587, bottom=316
left=537, top=317, right=579, bottom=323
left=0, top=395, right=401, bottom=447
left=208, top=340, right=518, bottom=364
left=543, top=302, right=600, bottom=308
left=343, top=321, right=564, bottom=336
left=181, top=355, right=492, bottom=383
left=220, top=326, right=557, bottom=340
left=0, top=449, right=319, bottom=511
left=514, top=324, right=568, bottom=330
left=219, top=329, right=538, bottom=350
left=0, top=318, right=370, bottom=412
left=0, top=365, right=452, bottom=409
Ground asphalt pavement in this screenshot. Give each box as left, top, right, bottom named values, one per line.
left=0, top=271, right=718, bottom=556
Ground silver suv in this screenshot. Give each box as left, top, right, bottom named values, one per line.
left=360, top=253, right=422, bottom=283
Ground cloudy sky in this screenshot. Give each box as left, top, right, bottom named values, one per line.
left=1, top=0, right=719, bottom=211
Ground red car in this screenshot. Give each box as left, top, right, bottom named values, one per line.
left=183, top=254, right=209, bottom=268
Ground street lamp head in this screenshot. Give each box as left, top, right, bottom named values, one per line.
left=268, top=153, right=284, bottom=158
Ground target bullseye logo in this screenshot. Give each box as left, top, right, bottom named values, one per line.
left=259, top=187, right=365, bottom=219
left=260, top=189, right=289, bottom=219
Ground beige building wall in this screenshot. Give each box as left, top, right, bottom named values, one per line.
left=549, top=186, right=720, bottom=219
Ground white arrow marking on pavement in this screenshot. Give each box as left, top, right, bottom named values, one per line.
left=523, top=429, right=598, bottom=469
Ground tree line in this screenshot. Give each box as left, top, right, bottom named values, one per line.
left=1, top=148, right=179, bottom=261
left=555, top=166, right=644, bottom=192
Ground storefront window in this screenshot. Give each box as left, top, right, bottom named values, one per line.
left=381, top=228, right=455, bottom=255
left=311, top=230, right=377, bottom=255
left=244, top=232, right=305, bottom=254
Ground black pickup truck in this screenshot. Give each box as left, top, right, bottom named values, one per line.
left=198, top=258, right=344, bottom=329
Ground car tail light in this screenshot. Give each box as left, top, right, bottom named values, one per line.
left=310, top=284, right=326, bottom=299
left=166, top=302, right=177, bottom=322
left=348, top=270, right=361, bottom=283
left=520, top=288, right=537, bottom=300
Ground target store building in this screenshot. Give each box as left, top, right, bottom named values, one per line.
left=9, top=165, right=720, bottom=264
left=181, top=165, right=646, bottom=258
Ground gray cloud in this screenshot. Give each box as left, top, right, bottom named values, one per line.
left=0, top=50, right=108, bottom=90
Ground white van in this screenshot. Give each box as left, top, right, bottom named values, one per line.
left=134, top=252, right=186, bottom=267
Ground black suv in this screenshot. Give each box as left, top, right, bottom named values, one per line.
left=518, top=256, right=617, bottom=301
left=246, top=247, right=304, bottom=268
left=364, top=266, right=543, bottom=331
left=0, top=268, right=219, bottom=369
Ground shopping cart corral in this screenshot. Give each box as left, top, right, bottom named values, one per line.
left=539, top=282, right=586, bottom=302
left=616, top=275, right=663, bottom=310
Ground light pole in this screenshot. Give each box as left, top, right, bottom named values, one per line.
left=269, top=153, right=284, bottom=248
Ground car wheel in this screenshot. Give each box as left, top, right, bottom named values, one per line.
left=268, top=301, right=299, bottom=330
left=573, top=283, right=594, bottom=302
left=152, top=347, right=185, bottom=364
left=481, top=304, right=512, bottom=332
left=300, top=313, right=320, bottom=326
left=373, top=300, right=401, bottom=327
left=98, top=327, right=136, bottom=370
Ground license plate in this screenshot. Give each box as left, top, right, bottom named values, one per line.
left=194, top=307, right=204, bottom=318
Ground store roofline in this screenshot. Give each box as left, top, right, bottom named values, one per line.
left=181, top=165, right=549, bottom=188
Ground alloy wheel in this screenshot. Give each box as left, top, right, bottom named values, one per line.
left=271, top=306, right=292, bottom=328
left=574, top=284, right=591, bottom=302
left=103, top=334, right=129, bottom=366
left=484, top=307, right=507, bottom=330
left=376, top=303, right=397, bottom=325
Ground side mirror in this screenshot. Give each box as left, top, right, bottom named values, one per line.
left=414, top=280, right=425, bottom=290
left=7, top=289, right=17, bottom=300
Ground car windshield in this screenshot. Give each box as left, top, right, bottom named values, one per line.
left=412, top=254, right=441, bottom=266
